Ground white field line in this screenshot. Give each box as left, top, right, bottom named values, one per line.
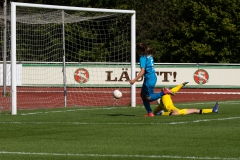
left=1, top=116, right=240, bottom=125
left=19, top=107, right=120, bottom=115
left=167, top=116, right=240, bottom=125
left=0, top=151, right=239, bottom=160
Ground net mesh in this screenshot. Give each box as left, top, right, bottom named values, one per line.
left=0, top=5, right=133, bottom=110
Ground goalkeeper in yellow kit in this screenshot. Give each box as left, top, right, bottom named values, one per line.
left=153, top=82, right=219, bottom=116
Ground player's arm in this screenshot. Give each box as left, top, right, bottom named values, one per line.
left=129, top=68, right=145, bottom=85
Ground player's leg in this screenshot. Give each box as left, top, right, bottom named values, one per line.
left=154, top=95, right=179, bottom=116
left=153, top=82, right=188, bottom=105
left=148, top=92, right=164, bottom=102
left=155, top=102, right=219, bottom=116
left=140, top=80, right=155, bottom=116
left=152, top=82, right=187, bottom=104
left=200, top=102, right=219, bottom=114
left=155, top=110, right=172, bottom=116
left=149, top=87, right=175, bottom=101
left=153, top=101, right=163, bottom=114
left=168, top=109, right=199, bottom=115
left=145, top=77, right=175, bottom=102
left=186, top=108, right=201, bottom=114
left=170, top=108, right=202, bottom=115
left=154, top=82, right=188, bottom=115
left=140, top=88, right=152, bottom=114
left=171, top=82, right=189, bottom=94
left=160, top=108, right=200, bottom=116
left=145, top=77, right=167, bottom=102
left=141, top=90, right=154, bottom=116
left=173, top=102, right=219, bottom=115
left=212, top=102, right=219, bottom=113
left=153, top=96, right=167, bottom=115
left=142, top=100, right=154, bottom=116
left=161, top=108, right=184, bottom=116
left=174, top=102, right=219, bottom=115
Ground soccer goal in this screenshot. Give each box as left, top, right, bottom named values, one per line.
left=9, top=2, right=136, bottom=115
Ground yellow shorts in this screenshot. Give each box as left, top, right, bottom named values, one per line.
left=153, top=84, right=187, bottom=115
left=154, top=94, right=187, bottom=115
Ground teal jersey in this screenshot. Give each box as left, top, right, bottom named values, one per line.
left=139, top=55, right=155, bottom=79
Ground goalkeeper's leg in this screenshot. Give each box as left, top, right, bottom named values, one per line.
left=171, top=82, right=188, bottom=94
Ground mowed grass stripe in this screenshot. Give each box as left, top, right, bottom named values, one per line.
left=1, top=116, right=240, bottom=125
left=15, top=100, right=240, bottom=116
left=0, top=151, right=239, bottom=160
left=0, top=100, right=240, bottom=160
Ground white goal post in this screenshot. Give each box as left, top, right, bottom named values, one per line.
left=10, top=2, right=136, bottom=115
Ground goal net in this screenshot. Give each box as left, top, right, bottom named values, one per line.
left=4, top=3, right=136, bottom=114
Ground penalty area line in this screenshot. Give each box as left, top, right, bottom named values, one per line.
left=0, top=151, right=238, bottom=160
left=167, top=116, right=240, bottom=125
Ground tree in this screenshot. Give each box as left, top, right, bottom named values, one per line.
left=128, top=0, right=177, bottom=63
left=4, top=0, right=240, bottom=63
left=162, top=0, right=240, bottom=63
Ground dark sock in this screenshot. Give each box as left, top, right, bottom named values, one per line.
left=142, top=99, right=152, bottom=113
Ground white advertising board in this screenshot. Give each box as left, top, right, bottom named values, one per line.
left=17, top=64, right=240, bottom=88
left=1, top=64, right=239, bottom=88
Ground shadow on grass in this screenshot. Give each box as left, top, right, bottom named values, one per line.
left=107, top=114, right=136, bottom=117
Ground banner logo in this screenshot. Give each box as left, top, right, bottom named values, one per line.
left=193, top=69, right=209, bottom=84
left=74, top=68, right=89, bottom=83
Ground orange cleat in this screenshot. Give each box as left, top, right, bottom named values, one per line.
left=144, top=112, right=154, bottom=117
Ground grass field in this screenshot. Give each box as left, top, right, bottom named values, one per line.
left=0, top=100, right=240, bottom=160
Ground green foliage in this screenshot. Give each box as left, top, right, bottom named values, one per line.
left=16, top=23, right=63, bottom=62
left=161, top=0, right=240, bottom=63
left=3, top=0, right=240, bottom=63
left=125, top=0, right=240, bottom=63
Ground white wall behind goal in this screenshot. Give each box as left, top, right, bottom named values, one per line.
left=0, top=64, right=22, bottom=86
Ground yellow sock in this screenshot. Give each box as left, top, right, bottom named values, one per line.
left=171, top=84, right=183, bottom=93
left=200, top=109, right=213, bottom=114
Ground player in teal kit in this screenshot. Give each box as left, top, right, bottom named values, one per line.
left=129, top=43, right=174, bottom=117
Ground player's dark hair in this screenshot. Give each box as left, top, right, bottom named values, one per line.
left=136, top=42, right=153, bottom=55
